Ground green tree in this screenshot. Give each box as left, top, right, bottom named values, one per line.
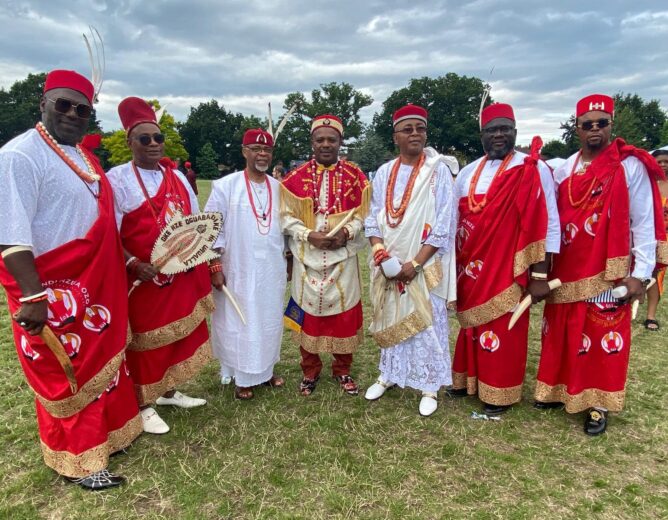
left=373, top=73, right=491, bottom=162
left=613, top=105, right=644, bottom=146
left=179, top=100, right=247, bottom=172
left=541, top=139, right=573, bottom=159
left=196, top=142, right=219, bottom=179
left=273, top=83, right=373, bottom=166
left=349, top=130, right=394, bottom=173
left=660, top=120, right=668, bottom=147
left=101, top=100, right=187, bottom=167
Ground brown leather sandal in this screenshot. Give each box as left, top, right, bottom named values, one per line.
left=234, top=386, right=254, bottom=400
left=263, top=375, right=285, bottom=388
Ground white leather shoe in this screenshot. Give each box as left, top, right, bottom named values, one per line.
left=419, top=392, right=438, bottom=417
left=220, top=376, right=232, bottom=385
left=364, top=379, right=395, bottom=401
left=140, top=407, right=170, bottom=434
left=156, top=391, right=207, bottom=408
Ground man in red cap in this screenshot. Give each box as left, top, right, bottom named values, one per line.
left=450, top=102, right=560, bottom=415
left=535, top=94, right=668, bottom=435
left=364, top=104, right=458, bottom=416
left=280, top=114, right=370, bottom=396
left=0, top=70, right=141, bottom=489
left=204, top=128, right=287, bottom=399
left=107, top=96, right=212, bottom=435
left=184, top=161, right=198, bottom=195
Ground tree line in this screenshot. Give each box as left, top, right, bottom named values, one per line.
left=1, top=72, right=667, bottom=178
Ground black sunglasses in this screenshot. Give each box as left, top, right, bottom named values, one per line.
left=578, top=118, right=611, bottom=131
left=394, top=125, right=427, bottom=135
left=482, top=125, right=515, bottom=135
left=46, top=96, right=92, bottom=119
left=133, top=133, right=165, bottom=146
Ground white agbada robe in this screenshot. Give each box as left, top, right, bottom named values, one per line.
left=204, top=170, right=287, bottom=386
left=365, top=148, right=457, bottom=392
left=0, top=129, right=100, bottom=255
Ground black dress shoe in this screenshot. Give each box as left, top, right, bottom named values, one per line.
left=446, top=387, right=468, bottom=398
left=68, top=469, right=125, bottom=490
left=483, top=403, right=510, bottom=415
left=533, top=401, right=564, bottom=410
left=584, top=408, right=608, bottom=436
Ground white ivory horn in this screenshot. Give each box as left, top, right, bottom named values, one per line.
left=222, top=285, right=247, bottom=325
left=508, top=278, right=562, bottom=330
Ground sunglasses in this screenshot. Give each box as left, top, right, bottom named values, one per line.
left=394, top=125, right=427, bottom=135
left=244, top=145, right=273, bottom=154
left=133, top=133, right=165, bottom=146
left=578, top=118, right=611, bottom=131
left=482, top=125, right=515, bottom=135
left=45, top=97, right=92, bottom=119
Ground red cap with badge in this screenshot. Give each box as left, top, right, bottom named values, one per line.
left=480, top=103, right=515, bottom=128
left=44, top=70, right=95, bottom=105
left=311, top=114, right=344, bottom=137
left=242, top=128, right=274, bottom=147
left=576, top=94, right=614, bottom=118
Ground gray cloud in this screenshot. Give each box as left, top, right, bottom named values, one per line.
left=0, top=0, right=666, bottom=145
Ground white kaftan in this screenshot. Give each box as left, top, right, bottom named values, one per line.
left=204, top=171, right=287, bottom=386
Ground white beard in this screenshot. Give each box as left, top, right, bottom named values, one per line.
left=255, top=163, right=269, bottom=173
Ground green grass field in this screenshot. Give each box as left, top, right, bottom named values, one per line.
left=0, top=179, right=666, bottom=519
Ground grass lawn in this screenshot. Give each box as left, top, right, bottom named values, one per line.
left=0, top=179, right=667, bottom=519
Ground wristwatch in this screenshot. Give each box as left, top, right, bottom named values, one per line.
left=411, top=260, right=423, bottom=274
left=640, top=278, right=652, bottom=288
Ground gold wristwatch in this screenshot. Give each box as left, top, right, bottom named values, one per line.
left=411, top=260, right=423, bottom=274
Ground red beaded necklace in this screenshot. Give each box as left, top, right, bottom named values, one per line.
left=385, top=154, right=425, bottom=228
left=244, top=170, right=272, bottom=235
left=36, top=122, right=100, bottom=198
left=567, top=151, right=597, bottom=208
left=467, top=152, right=515, bottom=214
left=309, top=159, right=343, bottom=216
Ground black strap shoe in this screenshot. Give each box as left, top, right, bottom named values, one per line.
left=533, top=401, right=564, bottom=410
left=68, top=469, right=125, bottom=490
left=584, top=408, right=608, bottom=436
left=446, top=387, right=468, bottom=398
left=483, top=403, right=511, bottom=415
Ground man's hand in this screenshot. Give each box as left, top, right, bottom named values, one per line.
left=307, top=231, right=334, bottom=250
left=211, top=271, right=225, bottom=291
left=617, top=276, right=646, bottom=304
left=329, top=229, right=348, bottom=249
left=14, top=301, right=48, bottom=336
left=394, top=261, right=418, bottom=283
left=526, top=279, right=551, bottom=304
left=135, top=262, right=159, bottom=282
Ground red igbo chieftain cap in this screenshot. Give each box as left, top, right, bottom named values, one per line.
left=242, top=128, right=274, bottom=147
left=185, top=161, right=191, bottom=168
left=118, top=97, right=159, bottom=134
left=480, top=103, right=515, bottom=128
left=311, top=114, right=344, bottom=137
left=393, top=104, right=428, bottom=126
left=44, top=70, right=95, bottom=105
left=576, top=94, right=614, bottom=118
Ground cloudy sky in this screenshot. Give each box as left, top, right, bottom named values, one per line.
left=0, top=0, right=666, bottom=144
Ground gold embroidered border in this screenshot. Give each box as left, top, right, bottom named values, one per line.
left=424, top=258, right=443, bottom=291
left=452, top=372, right=478, bottom=394
left=457, top=284, right=521, bottom=329
left=548, top=272, right=612, bottom=304
left=513, top=240, right=545, bottom=278
left=372, top=310, right=430, bottom=349
left=657, top=240, right=668, bottom=265
left=40, top=413, right=142, bottom=478
left=135, top=339, right=212, bottom=406
left=534, top=381, right=625, bottom=413
left=605, top=255, right=630, bottom=280
left=36, top=350, right=125, bottom=419
left=478, top=381, right=523, bottom=406
left=296, top=329, right=363, bottom=354
left=129, top=294, right=215, bottom=351
left=279, top=183, right=315, bottom=230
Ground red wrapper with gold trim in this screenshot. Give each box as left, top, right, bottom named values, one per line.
left=0, top=148, right=141, bottom=477
left=120, top=159, right=213, bottom=405
left=452, top=139, right=548, bottom=404
left=549, top=138, right=668, bottom=304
